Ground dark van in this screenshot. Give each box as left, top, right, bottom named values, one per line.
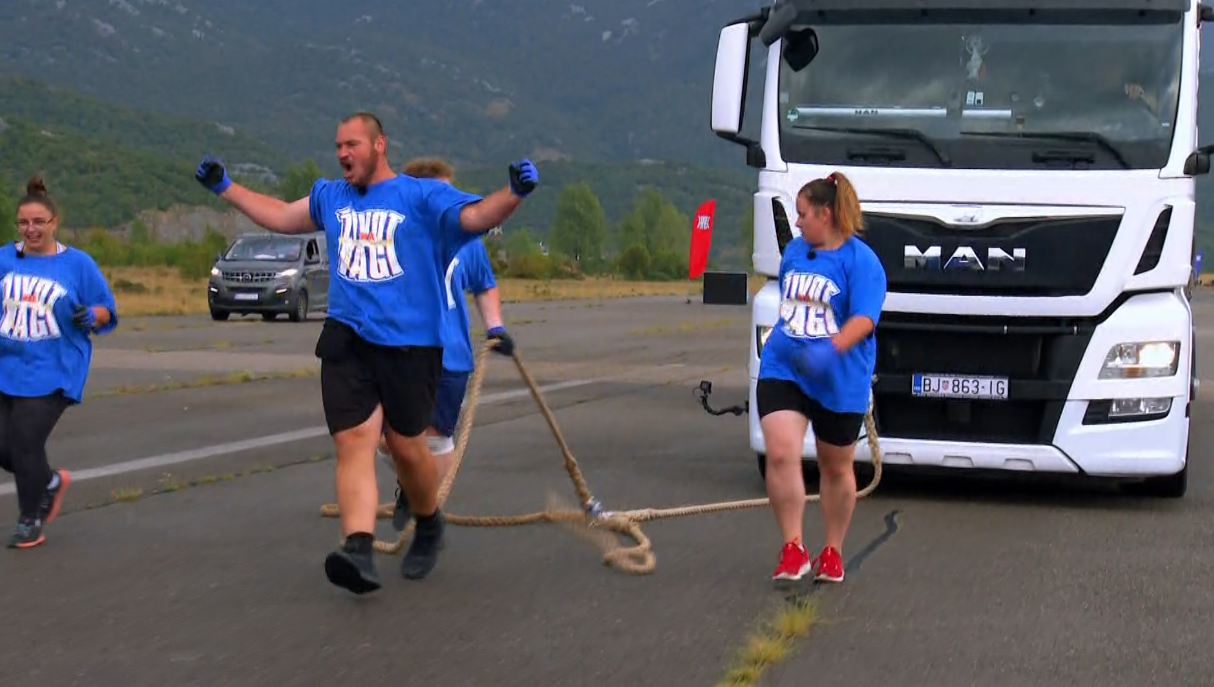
left=207, top=231, right=328, bottom=322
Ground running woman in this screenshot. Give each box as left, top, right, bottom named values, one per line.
left=194, top=112, right=538, bottom=595
left=756, top=171, right=887, bottom=584
left=381, top=157, right=514, bottom=533
left=0, top=175, right=119, bottom=549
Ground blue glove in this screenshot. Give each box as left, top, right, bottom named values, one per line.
left=508, top=159, right=538, bottom=197
left=487, top=326, right=515, bottom=357
left=797, top=338, right=839, bottom=380
left=195, top=155, right=232, bottom=195
left=72, top=304, right=97, bottom=332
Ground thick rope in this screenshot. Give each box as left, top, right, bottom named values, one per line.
left=318, top=339, right=883, bottom=575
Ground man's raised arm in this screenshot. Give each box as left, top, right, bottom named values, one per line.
left=195, top=156, right=318, bottom=235
left=457, top=159, right=539, bottom=232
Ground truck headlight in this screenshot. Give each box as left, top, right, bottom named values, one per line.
left=755, top=325, right=773, bottom=358
left=1099, top=341, right=1179, bottom=379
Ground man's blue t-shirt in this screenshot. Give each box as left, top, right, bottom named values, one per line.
left=0, top=243, right=118, bottom=402
left=441, top=239, right=498, bottom=374
left=308, top=174, right=483, bottom=347
left=758, top=235, right=887, bottom=414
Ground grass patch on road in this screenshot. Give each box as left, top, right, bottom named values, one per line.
left=101, top=267, right=752, bottom=317
left=716, top=596, right=819, bottom=687
left=87, top=366, right=319, bottom=398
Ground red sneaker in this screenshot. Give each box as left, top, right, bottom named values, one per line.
left=772, top=541, right=813, bottom=581
left=813, top=546, right=845, bottom=583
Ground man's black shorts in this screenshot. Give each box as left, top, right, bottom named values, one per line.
left=755, top=378, right=864, bottom=448
left=314, top=318, right=442, bottom=437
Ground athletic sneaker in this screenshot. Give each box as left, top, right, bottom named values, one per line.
left=36, top=469, right=71, bottom=524
left=401, top=509, right=445, bottom=580
left=772, top=541, right=813, bottom=581
left=7, top=516, right=44, bottom=549
left=391, top=485, right=411, bottom=532
left=323, top=534, right=381, bottom=595
left=813, top=545, right=845, bottom=583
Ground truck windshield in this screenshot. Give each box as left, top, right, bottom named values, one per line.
left=223, top=237, right=302, bottom=262
left=778, top=18, right=1182, bottom=170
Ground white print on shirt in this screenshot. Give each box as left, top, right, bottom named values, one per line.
left=0, top=272, right=69, bottom=342
left=334, top=206, right=406, bottom=283
left=444, top=256, right=461, bottom=309
left=778, top=271, right=840, bottom=339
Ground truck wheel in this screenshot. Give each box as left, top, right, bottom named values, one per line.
left=1125, top=454, right=1187, bottom=499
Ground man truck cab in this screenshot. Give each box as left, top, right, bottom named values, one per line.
left=710, top=0, right=1214, bottom=497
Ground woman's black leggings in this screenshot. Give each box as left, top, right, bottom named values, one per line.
left=0, top=392, right=70, bottom=518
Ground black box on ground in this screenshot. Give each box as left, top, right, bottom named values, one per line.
left=702, top=271, right=750, bottom=306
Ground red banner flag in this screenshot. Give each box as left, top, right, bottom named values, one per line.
left=688, top=199, right=716, bottom=279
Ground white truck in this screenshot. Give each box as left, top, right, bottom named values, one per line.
left=707, top=0, right=1212, bottom=497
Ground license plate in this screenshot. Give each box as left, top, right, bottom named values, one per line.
left=233, top=293, right=258, bottom=301
left=912, top=373, right=1009, bottom=400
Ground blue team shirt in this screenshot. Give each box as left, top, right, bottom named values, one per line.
left=308, top=174, right=483, bottom=347
left=441, top=239, right=498, bottom=374
left=0, top=243, right=118, bottom=402
left=758, top=235, right=887, bottom=414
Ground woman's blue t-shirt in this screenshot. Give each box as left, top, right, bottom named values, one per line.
left=0, top=243, right=118, bottom=402
left=758, top=235, right=888, bottom=414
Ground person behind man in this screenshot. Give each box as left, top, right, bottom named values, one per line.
left=193, top=112, right=539, bottom=596
left=1, top=175, right=119, bottom=549
left=377, top=157, right=515, bottom=534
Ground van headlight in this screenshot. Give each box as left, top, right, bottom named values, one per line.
left=210, top=266, right=220, bottom=277
left=1099, top=341, right=1179, bottom=379
left=277, top=268, right=299, bottom=278
left=756, top=325, right=773, bottom=358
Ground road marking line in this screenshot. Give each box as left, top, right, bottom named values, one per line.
left=0, top=379, right=596, bottom=496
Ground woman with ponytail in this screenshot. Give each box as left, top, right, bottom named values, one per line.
left=756, top=171, right=887, bottom=584
left=0, top=175, right=118, bottom=549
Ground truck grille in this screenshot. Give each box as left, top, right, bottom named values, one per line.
left=871, top=311, right=1094, bottom=445
left=221, top=270, right=277, bottom=283
left=862, top=212, right=1122, bottom=297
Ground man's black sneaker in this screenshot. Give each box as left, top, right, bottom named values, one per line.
left=7, top=516, right=44, bottom=549
left=401, top=509, right=445, bottom=580
left=324, top=534, right=381, bottom=595
left=392, top=485, right=411, bottom=532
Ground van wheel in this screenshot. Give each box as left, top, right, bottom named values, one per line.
left=289, top=291, right=308, bottom=323
left=210, top=308, right=230, bottom=321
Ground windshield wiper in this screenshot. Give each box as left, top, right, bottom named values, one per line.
left=959, top=131, right=1131, bottom=170
left=790, top=124, right=951, bottom=167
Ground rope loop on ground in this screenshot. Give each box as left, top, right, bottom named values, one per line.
left=318, top=339, right=883, bottom=575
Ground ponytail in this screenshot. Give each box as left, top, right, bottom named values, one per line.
left=797, top=171, right=864, bottom=239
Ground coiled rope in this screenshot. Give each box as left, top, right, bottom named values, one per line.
left=318, top=340, right=883, bottom=575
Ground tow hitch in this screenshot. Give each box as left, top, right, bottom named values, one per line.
left=695, top=380, right=748, bottom=417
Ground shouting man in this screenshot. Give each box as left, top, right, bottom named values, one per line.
left=193, top=112, right=539, bottom=595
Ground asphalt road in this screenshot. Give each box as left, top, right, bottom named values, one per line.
left=1, top=292, right=1213, bottom=687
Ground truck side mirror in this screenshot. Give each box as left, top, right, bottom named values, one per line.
left=1184, top=145, right=1214, bottom=176
left=783, top=27, right=819, bottom=72
left=711, top=23, right=752, bottom=137
left=711, top=20, right=767, bottom=168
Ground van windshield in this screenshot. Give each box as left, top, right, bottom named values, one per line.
left=223, top=236, right=303, bottom=262
left=777, top=14, right=1183, bottom=170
